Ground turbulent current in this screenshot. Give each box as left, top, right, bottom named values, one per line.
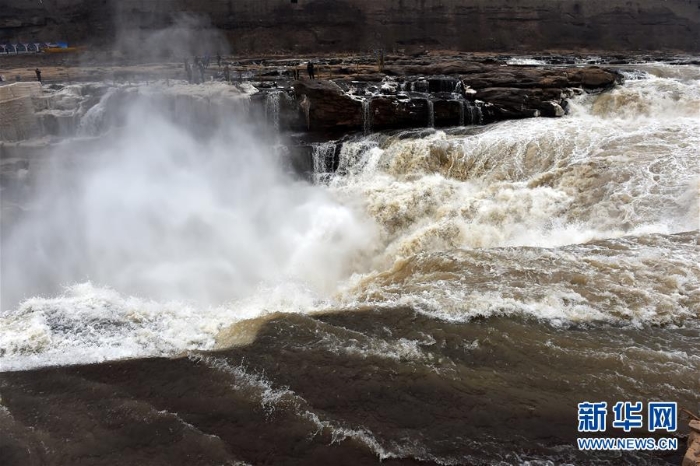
left=0, top=64, right=699, bottom=465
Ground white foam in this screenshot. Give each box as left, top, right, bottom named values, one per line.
left=1, top=93, right=379, bottom=370
left=338, top=232, right=700, bottom=327
left=2, top=67, right=698, bottom=371
left=0, top=281, right=338, bottom=372
left=505, top=58, right=548, bottom=66
left=328, top=73, right=700, bottom=262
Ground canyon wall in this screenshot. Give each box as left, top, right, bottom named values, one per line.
left=1, top=0, right=699, bottom=53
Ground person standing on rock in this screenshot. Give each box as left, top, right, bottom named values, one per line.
left=307, top=61, right=315, bottom=80
left=35, top=68, right=42, bottom=82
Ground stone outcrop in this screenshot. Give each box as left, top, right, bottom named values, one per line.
left=0, top=83, right=44, bottom=142
left=684, top=420, right=700, bottom=466
left=1, top=0, right=699, bottom=53
left=0, top=59, right=621, bottom=141
left=293, top=65, right=619, bottom=132
left=292, top=80, right=362, bottom=131
left=0, top=81, right=266, bottom=143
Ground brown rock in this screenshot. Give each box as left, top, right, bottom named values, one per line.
left=690, top=420, right=700, bottom=433
left=293, top=80, right=362, bottom=131
left=568, top=68, right=620, bottom=89
left=290, top=65, right=618, bottom=132
left=475, top=87, right=564, bottom=120
left=463, top=67, right=618, bottom=90
left=370, top=96, right=429, bottom=129
left=690, top=430, right=700, bottom=447
left=402, top=62, right=485, bottom=76
left=684, top=421, right=700, bottom=466
left=683, top=439, right=700, bottom=466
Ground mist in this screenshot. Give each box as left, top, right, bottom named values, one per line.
left=111, top=13, right=230, bottom=62
left=0, top=96, right=377, bottom=311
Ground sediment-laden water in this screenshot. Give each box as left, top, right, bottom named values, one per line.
left=0, top=64, right=698, bottom=465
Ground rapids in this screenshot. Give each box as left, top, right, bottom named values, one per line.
left=0, top=62, right=698, bottom=465
left=1, top=64, right=698, bottom=368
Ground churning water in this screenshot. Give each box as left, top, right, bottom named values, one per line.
left=0, top=64, right=698, bottom=465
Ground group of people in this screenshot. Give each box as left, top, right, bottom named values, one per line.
left=291, top=61, right=315, bottom=80
left=184, top=56, right=208, bottom=84
left=184, top=54, right=230, bottom=84
left=181, top=55, right=321, bottom=85
left=3, top=68, right=43, bottom=83
left=28, top=56, right=359, bottom=88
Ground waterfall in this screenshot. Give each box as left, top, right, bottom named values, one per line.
left=465, top=101, right=484, bottom=125
left=77, top=88, right=117, bottom=137
left=299, top=95, right=311, bottom=130
left=439, top=79, right=458, bottom=93
left=458, top=100, right=465, bottom=126
left=427, top=99, right=434, bottom=128
left=311, top=141, right=337, bottom=183
left=362, top=99, right=372, bottom=135
left=265, top=91, right=281, bottom=130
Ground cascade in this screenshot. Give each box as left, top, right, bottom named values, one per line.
left=362, top=99, right=372, bottom=135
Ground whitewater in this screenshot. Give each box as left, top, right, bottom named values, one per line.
left=0, top=64, right=698, bottom=374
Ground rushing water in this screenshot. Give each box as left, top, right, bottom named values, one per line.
left=363, top=98, right=372, bottom=135
left=265, top=90, right=282, bottom=131
left=0, top=64, right=699, bottom=465
left=427, top=99, right=435, bottom=128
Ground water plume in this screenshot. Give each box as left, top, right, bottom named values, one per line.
left=1, top=93, right=378, bottom=311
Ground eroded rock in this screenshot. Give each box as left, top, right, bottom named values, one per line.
left=293, top=65, right=619, bottom=132
left=684, top=420, right=700, bottom=466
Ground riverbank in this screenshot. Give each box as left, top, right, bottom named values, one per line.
left=2, top=49, right=698, bottom=85
left=1, top=50, right=626, bottom=143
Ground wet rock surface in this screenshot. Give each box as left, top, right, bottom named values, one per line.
left=294, top=64, right=619, bottom=132
left=1, top=52, right=623, bottom=138
left=292, top=80, right=362, bottom=131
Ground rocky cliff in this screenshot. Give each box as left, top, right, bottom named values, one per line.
left=1, top=0, right=699, bottom=53
left=292, top=65, right=620, bottom=132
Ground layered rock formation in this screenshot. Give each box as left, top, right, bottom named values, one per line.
left=294, top=65, right=619, bottom=132
left=1, top=0, right=699, bottom=53
left=0, top=62, right=619, bottom=141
